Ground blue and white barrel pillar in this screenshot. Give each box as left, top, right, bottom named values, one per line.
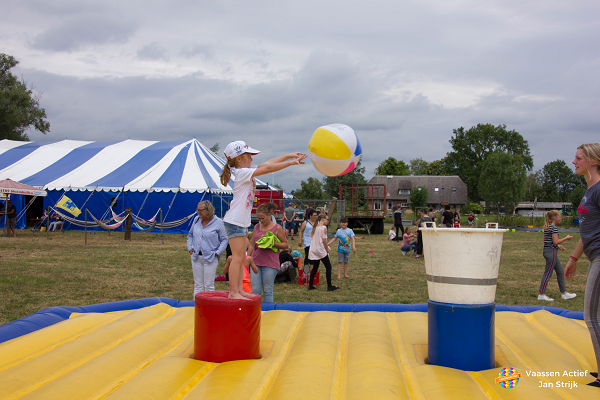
left=421, top=223, right=505, bottom=371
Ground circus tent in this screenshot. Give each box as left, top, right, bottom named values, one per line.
left=0, top=139, right=278, bottom=233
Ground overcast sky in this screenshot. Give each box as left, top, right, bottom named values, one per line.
left=2, top=0, right=599, bottom=192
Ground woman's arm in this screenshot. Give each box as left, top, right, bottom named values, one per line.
left=298, top=221, right=306, bottom=247
left=273, top=225, right=289, bottom=249
left=565, top=239, right=584, bottom=279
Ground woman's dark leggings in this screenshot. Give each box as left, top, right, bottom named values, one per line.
left=309, top=255, right=333, bottom=288
left=416, top=231, right=423, bottom=255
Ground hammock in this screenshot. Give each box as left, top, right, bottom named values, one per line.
left=133, top=219, right=158, bottom=232
left=51, top=209, right=99, bottom=228
left=111, top=208, right=159, bottom=227
left=153, top=212, right=196, bottom=229
left=89, top=211, right=129, bottom=230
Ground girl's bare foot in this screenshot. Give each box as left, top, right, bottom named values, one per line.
left=344, top=275, right=350, bottom=279
left=239, top=291, right=254, bottom=298
left=338, top=276, right=342, bottom=280
left=228, top=292, right=251, bottom=300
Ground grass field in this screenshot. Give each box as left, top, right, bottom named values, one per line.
left=0, top=224, right=588, bottom=326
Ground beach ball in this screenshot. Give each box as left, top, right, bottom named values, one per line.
left=308, top=123, right=362, bottom=177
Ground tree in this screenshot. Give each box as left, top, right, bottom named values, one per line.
left=478, top=151, right=526, bottom=213
left=0, top=54, right=50, bottom=140
left=426, top=157, right=451, bottom=176
left=374, top=157, right=410, bottom=176
left=523, top=171, right=545, bottom=201
left=322, top=160, right=367, bottom=198
left=291, top=177, right=324, bottom=199
left=409, top=185, right=429, bottom=212
left=209, top=143, right=220, bottom=153
left=540, top=160, right=578, bottom=202
left=409, top=158, right=429, bottom=176
left=445, top=124, right=533, bottom=201
left=570, top=175, right=587, bottom=211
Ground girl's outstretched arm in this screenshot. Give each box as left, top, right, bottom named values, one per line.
left=253, top=153, right=307, bottom=177
left=258, top=152, right=306, bottom=167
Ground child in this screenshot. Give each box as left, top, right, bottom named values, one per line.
left=400, top=227, right=417, bottom=256
left=468, top=212, right=474, bottom=228
left=538, top=210, right=575, bottom=301
left=220, top=140, right=306, bottom=300
left=308, top=214, right=339, bottom=291
left=453, top=215, right=461, bottom=228
left=223, top=255, right=258, bottom=293
left=327, top=217, right=356, bottom=279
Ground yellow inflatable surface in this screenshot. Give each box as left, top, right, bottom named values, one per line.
left=0, top=303, right=598, bottom=399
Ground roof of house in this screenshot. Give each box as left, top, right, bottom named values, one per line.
left=368, top=175, right=468, bottom=205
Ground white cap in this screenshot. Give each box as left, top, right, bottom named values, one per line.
left=223, top=141, right=260, bottom=160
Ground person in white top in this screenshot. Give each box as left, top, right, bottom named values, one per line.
left=307, top=214, right=339, bottom=292
left=220, top=140, right=306, bottom=300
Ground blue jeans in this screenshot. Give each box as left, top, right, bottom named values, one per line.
left=251, top=266, right=278, bottom=303
left=401, top=241, right=417, bottom=253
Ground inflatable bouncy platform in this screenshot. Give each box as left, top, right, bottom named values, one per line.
left=0, top=298, right=597, bottom=399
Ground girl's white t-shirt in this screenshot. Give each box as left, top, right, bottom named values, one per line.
left=308, top=225, right=328, bottom=260
left=223, top=167, right=256, bottom=228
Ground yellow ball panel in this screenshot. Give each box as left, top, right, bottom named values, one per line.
left=308, top=128, right=352, bottom=160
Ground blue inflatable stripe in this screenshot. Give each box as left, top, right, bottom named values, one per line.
left=0, top=299, right=584, bottom=344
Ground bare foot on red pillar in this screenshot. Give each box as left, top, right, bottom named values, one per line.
left=239, top=291, right=254, bottom=298
left=228, top=291, right=251, bottom=300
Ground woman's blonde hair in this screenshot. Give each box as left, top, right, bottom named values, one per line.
left=310, top=214, right=328, bottom=238
left=197, top=200, right=215, bottom=219
left=578, top=143, right=600, bottom=179
left=544, top=210, right=560, bottom=230
left=256, top=204, right=270, bottom=216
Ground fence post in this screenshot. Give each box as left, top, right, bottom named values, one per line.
left=124, top=208, right=131, bottom=241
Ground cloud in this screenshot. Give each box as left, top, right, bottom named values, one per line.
left=179, top=43, right=215, bottom=59
left=136, top=42, right=170, bottom=61
left=30, top=17, right=136, bottom=52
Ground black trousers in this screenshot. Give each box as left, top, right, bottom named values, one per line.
left=395, top=223, right=405, bottom=237
left=309, top=255, right=333, bottom=288
left=416, top=231, right=423, bottom=255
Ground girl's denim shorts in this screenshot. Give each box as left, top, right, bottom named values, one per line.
left=224, top=221, right=248, bottom=239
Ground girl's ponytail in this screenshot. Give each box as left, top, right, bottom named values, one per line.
left=544, top=210, right=559, bottom=230
left=220, top=159, right=237, bottom=186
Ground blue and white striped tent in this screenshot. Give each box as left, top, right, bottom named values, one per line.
left=0, top=139, right=278, bottom=233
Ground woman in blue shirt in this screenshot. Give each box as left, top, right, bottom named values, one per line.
left=187, top=201, right=229, bottom=297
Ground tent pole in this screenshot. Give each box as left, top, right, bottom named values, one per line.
left=160, top=209, right=163, bottom=244
left=85, top=209, right=87, bottom=245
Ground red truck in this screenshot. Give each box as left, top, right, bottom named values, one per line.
left=250, top=184, right=285, bottom=225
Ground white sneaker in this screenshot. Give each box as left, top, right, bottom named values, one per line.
left=402, top=251, right=407, bottom=256
left=561, top=292, right=577, bottom=300
left=538, top=294, right=554, bottom=301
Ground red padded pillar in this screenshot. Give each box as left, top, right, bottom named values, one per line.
left=194, top=290, right=262, bottom=362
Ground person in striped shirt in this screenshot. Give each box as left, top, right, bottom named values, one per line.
left=538, top=210, right=575, bottom=301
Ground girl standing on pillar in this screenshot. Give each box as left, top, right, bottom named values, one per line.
left=564, top=142, right=600, bottom=388
left=220, top=141, right=306, bottom=300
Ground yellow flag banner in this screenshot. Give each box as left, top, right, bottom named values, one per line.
left=56, top=195, right=82, bottom=217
